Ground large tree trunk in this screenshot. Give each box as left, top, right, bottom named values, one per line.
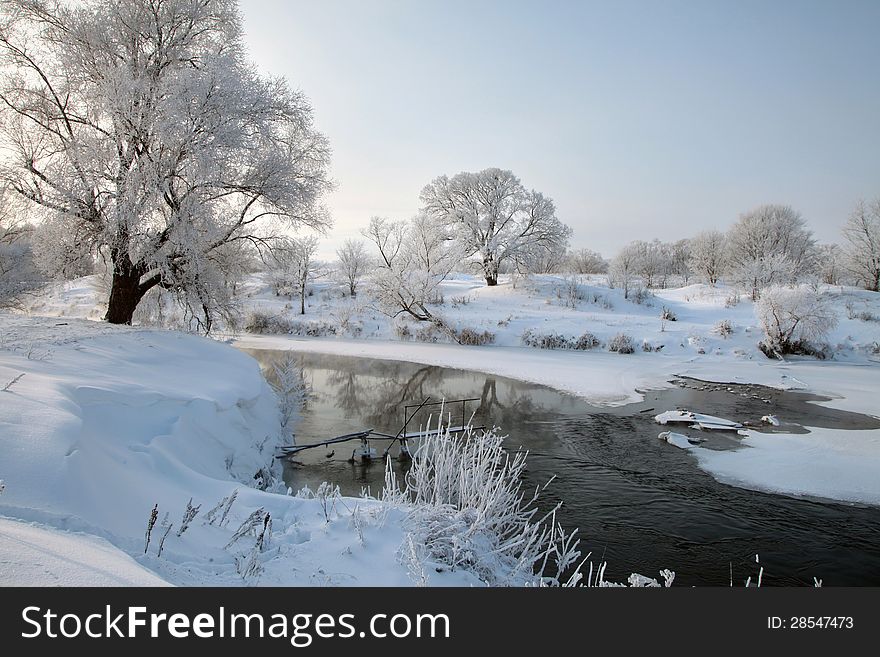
left=104, top=250, right=148, bottom=325
left=483, top=256, right=499, bottom=286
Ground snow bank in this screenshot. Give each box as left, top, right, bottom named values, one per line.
left=233, top=335, right=676, bottom=406
left=0, top=313, right=482, bottom=586
left=0, top=517, right=170, bottom=586
left=689, top=428, right=880, bottom=506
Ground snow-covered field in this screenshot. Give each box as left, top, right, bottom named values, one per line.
left=4, top=272, right=880, bottom=584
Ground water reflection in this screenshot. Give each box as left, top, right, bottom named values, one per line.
left=244, top=348, right=880, bottom=586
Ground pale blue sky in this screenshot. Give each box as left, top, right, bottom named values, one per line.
left=239, top=0, right=880, bottom=257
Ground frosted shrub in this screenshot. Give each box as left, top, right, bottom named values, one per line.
left=383, top=423, right=586, bottom=586
left=608, top=333, right=635, bottom=354
left=755, top=286, right=838, bottom=358
left=522, top=330, right=569, bottom=350
left=244, top=311, right=337, bottom=337
left=713, top=319, right=734, bottom=338
left=629, top=287, right=653, bottom=306
left=455, top=327, right=495, bottom=346
left=660, top=306, right=676, bottom=321
left=521, top=329, right=599, bottom=351
left=573, top=331, right=601, bottom=350
left=555, top=277, right=587, bottom=308
left=176, top=498, right=201, bottom=537
left=414, top=323, right=442, bottom=343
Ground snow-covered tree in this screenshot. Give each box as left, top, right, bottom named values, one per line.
left=609, top=242, right=641, bottom=298
left=689, top=230, right=726, bottom=286
left=842, top=198, right=880, bottom=292
left=267, top=236, right=321, bottom=315
left=516, top=247, right=567, bottom=275
left=420, top=168, right=571, bottom=286
left=363, top=214, right=459, bottom=321
left=668, top=238, right=692, bottom=284
left=566, top=248, right=607, bottom=274
left=755, top=285, right=837, bottom=357
left=0, top=188, right=40, bottom=305
left=0, top=0, right=332, bottom=327
left=727, top=205, right=817, bottom=300
left=816, top=243, right=845, bottom=286
left=638, top=240, right=667, bottom=288
left=335, top=238, right=369, bottom=297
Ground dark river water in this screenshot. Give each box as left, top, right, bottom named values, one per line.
left=246, top=349, right=880, bottom=586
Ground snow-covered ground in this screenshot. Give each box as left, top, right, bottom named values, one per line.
left=6, top=272, right=880, bottom=584
left=0, top=517, right=169, bottom=586
left=0, top=314, right=483, bottom=586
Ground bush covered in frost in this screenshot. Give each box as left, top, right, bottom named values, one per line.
left=755, top=286, right=837, bottom=358
left=455, top=327, right=495, bottom=346
left=521, top=329, right=600, bottom=351
left=608, top=333, right=635, bottom=354
left=244, top=311, right=337, bottom=337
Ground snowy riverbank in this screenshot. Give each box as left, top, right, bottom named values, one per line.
left=4, top=270, right=880, bottom=584
left=0, top=314, right=486, bottom=586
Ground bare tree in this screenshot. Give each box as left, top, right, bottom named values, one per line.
left=267, top=236, right=321, bottom=315
left=566, top=248, right=608, bottom=275
left=0, top=0, right=332, bottom=328
left=689, top=230, right=726, bottom=286
left=816, top=243, right=845, bottom=286
left=609, top=242, right=641, bottom=299
left=669, top=238, right=692, bottom=284
left=0, top=187, right=39, bottom=306
left=335, top=238, right=369, bottom=297
left=516, top=247, right=567, bottom=275
left=420, top=168, right=571, bottom=286
left=363, top=214, right=459, bottom=321
left=842, top=199, right=880, bottom=292
left=727, top=204, right=816, bottom=300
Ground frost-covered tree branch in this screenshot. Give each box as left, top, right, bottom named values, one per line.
left=363, top=214, right=459, bottom=322
left=842, top=198, right=880, bottom=292
left=0, top=0, right=333, bottom=327
left=727, top=205, right=817, bottom=300
left=420, top=168, right=571, bottom=286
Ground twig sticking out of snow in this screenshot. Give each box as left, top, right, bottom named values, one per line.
left=260, top=513, right=272, bottom=552
left=315, top=481, right=340, bottom=523
left=225, top=508, right=267, bottom=550
left=234, top=513, right=271, bottom=580
left=157, top=516, right=173, bottom=558
left=144, top=504, right=158, bottom=554
left=400, top=535, right=429, bottom=587
left=176, top=497, right=201, bottom=537
left=1, top=373, right=25, bottom=391
left=203, top=489, right=238, bottom=527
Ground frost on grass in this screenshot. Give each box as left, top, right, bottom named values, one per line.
left=382, top=423, right=585, bottom=585
left=203, top=489, right=238, bottom=527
